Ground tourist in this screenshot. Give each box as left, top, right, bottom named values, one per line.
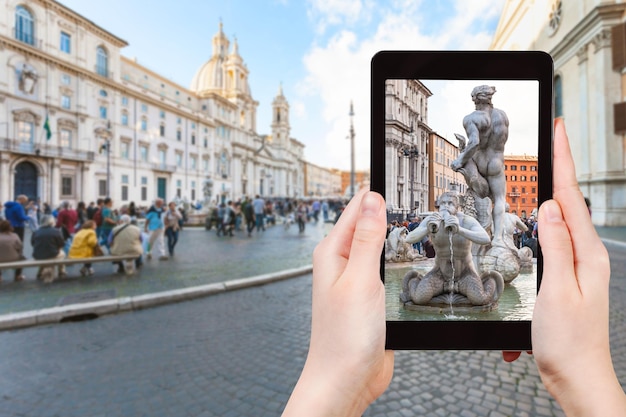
left=109, top=214, right=143, bottom=274
left=76, top=201, right=87, bottom=230
left=164, top=202, right=182, bottom=256
left=100, top=197, right=117, bottom=249
left=295, top=200, right=308, bottom=233
left=242, top=197, right=255, bottom=237
left=56, top=201, right=79, bottom=235
left=144, top=198, right=168, bottom=260
left=282, top=121, right=626, bottom=416
left=3, top=194, right=30, bottom=242
left=68, top=220, right=99, bottom=277
left=253, top=195, right=265, bottom=232
left=0, top=219, right=25, bottom=282
left=31, top=215, right=66, bottom=283
left=26, top=200, right=39, bottom=232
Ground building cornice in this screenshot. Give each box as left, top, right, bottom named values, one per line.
left=550, top=3, right=626, bottom=61
left=43, top=0, right=129, bottom=47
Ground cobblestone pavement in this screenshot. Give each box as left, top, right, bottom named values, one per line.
left=0, top=240, right=624, bottom=416
left=0, top=220, right=331, bottom=315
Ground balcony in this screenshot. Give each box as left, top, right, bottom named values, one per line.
left=0, top=138, right=95, bottom=162
left=151, top=162, right=177, bottom=173
left=13, top=28, right=41, bottom=49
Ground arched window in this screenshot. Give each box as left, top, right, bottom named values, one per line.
left=554, top=75, right=563, bottom=117
left=15, top=5, right=34, bottom=45
left=96, top=46, right=108, bottom=77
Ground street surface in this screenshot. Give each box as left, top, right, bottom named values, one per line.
left=0, top=235, right=624, bottom=416
left=0, top=220, right=331, bottom=315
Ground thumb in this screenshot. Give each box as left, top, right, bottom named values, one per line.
left=537, top=199, right=577, bottom=297
left=343, top=192, right=386, bottom=281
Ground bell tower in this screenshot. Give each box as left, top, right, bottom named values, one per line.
left=271, top=83, right=290, bottom=148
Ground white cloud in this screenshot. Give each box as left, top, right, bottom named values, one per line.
left=297, top=0, right=505, bottom=170
left=307, top=0, right=374, bottom=34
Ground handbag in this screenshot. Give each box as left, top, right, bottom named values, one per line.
left=93, top=244, right=105, bottom=257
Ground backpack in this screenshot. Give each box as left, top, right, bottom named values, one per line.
left=93, top=208, right=103, bottom=226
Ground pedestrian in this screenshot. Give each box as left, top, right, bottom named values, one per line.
left=242, top=198, right=255, bottom=237
left=0, top=219, right=25, bottom=282
left=296, top=200, right=308, bottom=233
left=128, top=201, right=138, bottom=224
left=522, top=229, right=538, bottom=258
left=68, top=220, right=99, bottom=277
left=31, top=215, right=66, bottom=283
left=75, top=201, right=87, bottom=230
left=3, top=194, right=30, bottom=242
left=100, top=197, right=117, bottom=250
left=220, top=201, right=236, bottom=237
left=321, top=200, right=329, bottom=222
left=164, top=202, right=182, bottom=256
left=109, top=214, right=143, bottom=274
left=26, top=200, right=39, bottom=232
left=253, top=195, right=265, bottom=232
left=56, top=201, right=78, bottom=240
left=86, top=201, right=98, bottom=220
left=144, top=198, right=168, bottom=260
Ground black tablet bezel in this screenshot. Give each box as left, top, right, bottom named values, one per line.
left=371, top=51, right=554, bottom=350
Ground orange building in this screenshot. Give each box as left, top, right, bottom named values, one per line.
left=504, top=155, right=539, bottom=219
left=338, top=170, right=370, bottom=197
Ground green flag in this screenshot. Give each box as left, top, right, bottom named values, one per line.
left=43, top=115, right=51, bottom=140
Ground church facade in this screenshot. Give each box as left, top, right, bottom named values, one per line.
left=0, top=0, right=307, bottom=209
left=491, top=0, right=626, bottom=226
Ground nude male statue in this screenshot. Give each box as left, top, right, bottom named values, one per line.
left=503, top=203, right=528, bottom=251
left=401, top=192, right=503, bottom=306
left=451, top=85, right=509, bottom=247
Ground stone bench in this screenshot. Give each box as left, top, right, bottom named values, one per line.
left=0, top=255, right=139, bottom=280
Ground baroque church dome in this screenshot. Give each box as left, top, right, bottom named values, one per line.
left=190, top=23, right=251, bottom=97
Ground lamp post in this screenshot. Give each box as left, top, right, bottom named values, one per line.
left=99, top=121, right=112, bottom=197
left=348, top=101, right=355, bottom=198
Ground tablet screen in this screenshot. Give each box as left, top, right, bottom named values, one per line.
left=371, top=51, right=553, bottom=349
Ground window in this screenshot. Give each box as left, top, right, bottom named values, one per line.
left=191, top=181, right=196, bottom=201
left=177, top=117, right=181, bottom=124
left=176, top=179, right=182, bottom=198
left=203, top=137, right=208, bottom=148
left=521, top=187, right=526, bottom=193
left=160, top=124, right=165, bottom=137
left=510, top=165, right=517, bottom=171
left=141, top=117, right=147, bottom=131
left=520, top=175, right=527, bottom=181
left=61, top=95, right=71, bottom=109
left=530, top=176, right=537, bottom=181
left=511, top=175, right=517, bottom=181
left=99, top=106, right=107, bottom=119
left=504, top=165, right=507, bottom=170
left=17, top=121, right=34, bottom=143
left=61, top=176, right=73, bottom=197
left=530, top=165, right=537, bottom=171
left=15, top=6, right=35, bottom=46
left=140, top=145, right=148, bottom=162
left=141, top=176, right=148, bottom=201
left=96, top=46, right=108, bottom=77
left=60, top=129, right=72, bottom=148
left=520, top=165, right=527, bottom=171
left=160, top=110, right=165, bottom=119
left=555, top=75, right=563, bottom=117
left=531, top=187, right=536, bottom=193
left=176, top=129, right=181, bottom=141
left=121, top=96, right=128, bottom=106
left=175, top=152, right=183, bottom=168
left=141, top=103, right=148, bottom=113
left=190, top=156, right=197, bottom=170
left=121, top=111, right=128, bottom=126
left=98, top=179, right=107, bottom=197
left=99, top=89, right=108, bottom=97
left=121, top=142, right=130, bottom=159
left=203, top=158, right=209, bottom=172
left=121, top=175, right=129, bottom=201
left=158, top=149, right=166, bottom=165
left=191, top=133, right=196, bottom=145
left=60, top=31, right=71, bottom=53
left=61, top=74, right=71, bottom=85
left=522, top=198, right=526, bottom=204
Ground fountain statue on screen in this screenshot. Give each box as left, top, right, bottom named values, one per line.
left=401, top=192, right=504, bottom=309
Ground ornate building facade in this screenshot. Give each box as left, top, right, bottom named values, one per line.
left=385, top=79, right=431, bottom=218
left=491, top=0, right=626, bottom=226
left=0, top=0, right=306, bottom=208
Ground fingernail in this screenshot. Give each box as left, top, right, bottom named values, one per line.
left=543, top=200, right=563, bottom=223
left=361, top=192, right=381, bottom=216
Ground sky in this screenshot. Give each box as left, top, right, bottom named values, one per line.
left=57, top=0, right=506, bottom=171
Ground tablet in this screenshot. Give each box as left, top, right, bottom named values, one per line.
left=371, top=51, right=553, bottom=350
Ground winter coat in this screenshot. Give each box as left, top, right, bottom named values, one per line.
left=109, top=224, right=143, bottom=257
left=0, top=232, right=23, bottom=262
left=68, top=229, right=98, bottom=259
left=3, top=202, right=29, bottom=228
left=31, top=226, right=65, bottom=259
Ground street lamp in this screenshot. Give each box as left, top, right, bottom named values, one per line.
left=98, top=121, right=112, bottom=197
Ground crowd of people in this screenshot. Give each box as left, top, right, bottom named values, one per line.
left=0, top=196, right=187, bottom=283
left=205, top=196, right=346, bottom=237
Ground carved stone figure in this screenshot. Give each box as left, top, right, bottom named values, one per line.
left=401, top=192, right=504, bottom=307
left=385, top=226, right=420, bottom=262
left=18, top=63, right=38, bottom=95
left=451, top=85, right=509, bottom=247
